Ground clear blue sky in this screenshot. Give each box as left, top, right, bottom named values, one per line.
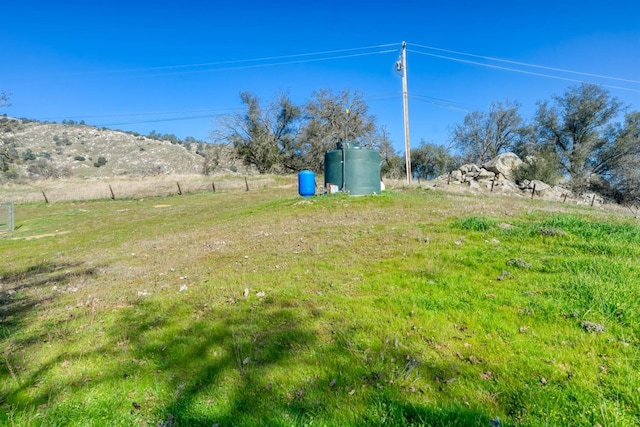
left=1, top=0, right=639, bottom=153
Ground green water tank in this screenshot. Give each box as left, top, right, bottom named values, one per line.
left=324, top=142, right=381, bottom=196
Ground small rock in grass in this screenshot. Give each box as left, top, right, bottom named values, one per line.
left=506, top=258, right=532, bottom=268
left=497, top=271, right=513, bottom=281
left=580, top=320, right=605, bottom=333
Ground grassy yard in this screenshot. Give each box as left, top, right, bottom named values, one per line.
left=1, top=183, right=639, bottom=426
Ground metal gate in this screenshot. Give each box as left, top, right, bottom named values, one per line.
left=0, top=201, right=14, bottom=232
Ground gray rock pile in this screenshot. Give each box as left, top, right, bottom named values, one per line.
left=432, top=153, right=599, bottom=206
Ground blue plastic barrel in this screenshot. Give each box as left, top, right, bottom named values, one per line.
left=298, top=170, right=315, bottom=197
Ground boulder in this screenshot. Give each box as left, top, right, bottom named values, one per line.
left=459, top=164, right=480, bottom=174
left=529, top=180, right=552, bottom=196
left=482, top=153, right=522, bottom=180
left=450, top=170, right=463, bottom=182
left=477, top=168, right=496, bottom=180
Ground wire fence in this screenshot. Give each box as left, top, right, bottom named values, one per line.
left=0, top=175, right=297, bottom=204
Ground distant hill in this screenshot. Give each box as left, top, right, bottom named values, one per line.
left=0, top=117, right=236, bottom=180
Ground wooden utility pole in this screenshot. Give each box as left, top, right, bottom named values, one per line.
left=400, top=41, right=412, bottom=184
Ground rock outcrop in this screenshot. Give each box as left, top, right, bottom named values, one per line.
left=431, top=152, right=599, bottom=206
left=481, top=152, right=522, bottom=180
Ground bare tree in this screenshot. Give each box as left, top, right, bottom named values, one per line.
left=375, top=126, right=404, bottom=179
left=300, top=89, right=377, bottom=172
left=0, top=91, right=10, bottom=108
left=213, top=92, right=302, bottom=174
left=451, top=100, right=523, bottom=164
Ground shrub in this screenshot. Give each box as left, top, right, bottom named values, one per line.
left=94, top=156, right=107, bottom=168
left=22, top=149, right=37, bottom=161
left=74, top=156, right=86, bottom=161
left=27, top=159, right=71, bottom=178
left=514, top=154, right=561, bottom=185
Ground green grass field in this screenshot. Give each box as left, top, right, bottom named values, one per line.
left=1, top=183, right=639, bottom=426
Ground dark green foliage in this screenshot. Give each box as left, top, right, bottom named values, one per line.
left=94, top=156, right=107, bottom=168
left=535, top=83, right=624, bottom=190
left=0, top=142, right=19, bottom=172
left=411, top=140, right=460, bottom=180
left=74, top=156, right=86, bottom=161
left=215, top=92, right=302, bottom=173
left=21, top=148, right=36, bottom=161
left=513, top=149, right=561, bottom=185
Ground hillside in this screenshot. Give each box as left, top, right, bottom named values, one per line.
left=1, top=118, right=208, bottom=179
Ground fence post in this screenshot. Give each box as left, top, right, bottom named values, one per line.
left=591, top=194, right=596, bottom=207
left=531, top=183, right=536, bottom=199
left=490, top=178, right=495, bottom=193
left=42, top=191, right=49, bottom=204
left=245, top=177, right=249, bottom=192
left=109, top=184, right=115, bottom=200
left=177, top=182, right=182, bottom=195
left=212, top=181, right=216, bottom=192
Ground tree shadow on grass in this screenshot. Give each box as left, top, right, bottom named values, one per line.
left=0, top=261, right=99, bottom=340
left=2, top=268, right=495, bottom=426
left=105, top=297, right=494, bottom=426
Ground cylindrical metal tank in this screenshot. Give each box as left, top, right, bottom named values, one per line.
left=298, top=170, right=315, bottom=197
left=324, top=142, right=381, bottom=196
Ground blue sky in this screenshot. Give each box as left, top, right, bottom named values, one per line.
left=1, top=0, right=639, bottom=153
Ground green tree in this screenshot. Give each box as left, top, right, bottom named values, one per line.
left=411, top=140, right=459, bottom=180
left=534, top=83, right=622, bottom=188
left=300, top=89, right=377, bottom=172
left=451, top=100, right=524, bottom=164
left=599, top=111, right=640, bottom=202
left=214, top=92, right=302, bottom=174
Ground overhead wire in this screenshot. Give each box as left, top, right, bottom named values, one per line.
left=99, top=43, right=400, bottom=74
left=38, top=107, right=242, bottom=121
left=122, top=50, right=399, bottom=78
left=25, top=41, right=640, bottom=128
left=407, top=48, right=640, bottom=93
left=410, top=43, right=640, bottom=85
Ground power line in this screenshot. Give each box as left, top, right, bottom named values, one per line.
left=99, top=113, right=229, bottom=127
left=38, top=107, right=242, bottom=121
left=408, top=49, right=640, bottom=93
left=31, top=44, right=401, bottom=82
left=99, top=43, right=401, bottom=74
left=410, top=43, right=640, bottom=85
left=126, top=49, right=399, bottom=78
left=409, top=94, right=477, bottom=112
